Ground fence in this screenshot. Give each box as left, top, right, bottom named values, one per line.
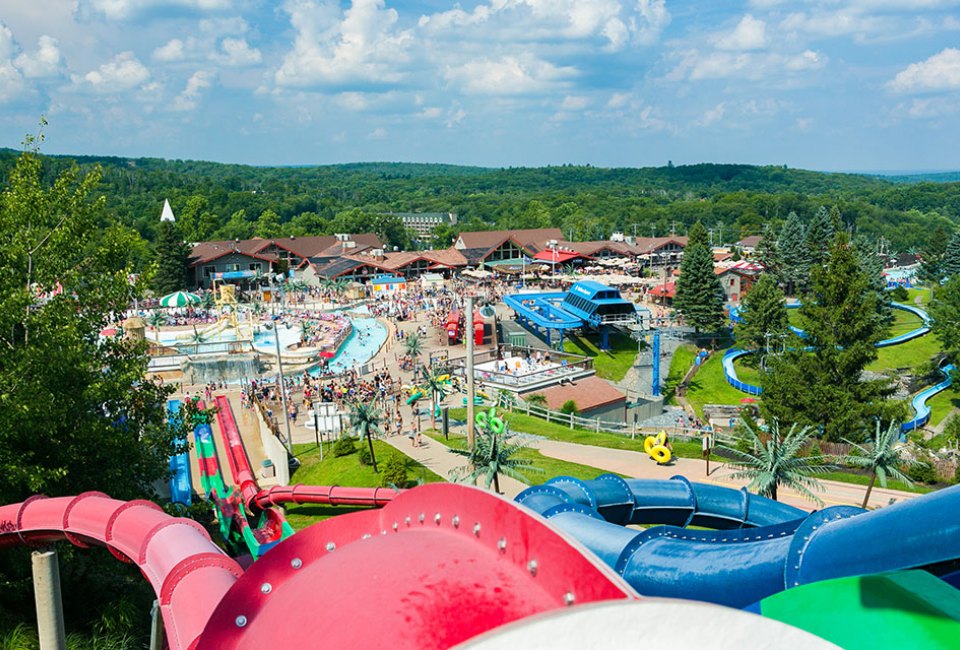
left=496, top=393, right=730, bottom=445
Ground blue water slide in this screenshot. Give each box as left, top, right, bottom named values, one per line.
left=517, top=476, right=960, bottom=609
left=900, top=363, right=955, bottom=433
left=167, top=399, right=193, bottom=506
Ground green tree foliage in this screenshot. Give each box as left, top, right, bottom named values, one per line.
left=776, top=211, right=809, bottom=295
left=762, top=233, right=895, bottom=441
left=448, top=410, right=541, bottom=493
left=806, top=206, right=835, bottom=266
left=674, top=221, right=725, bottom=333
left=754, top=225, right=779, bottom=274
left=719, top=419, right=832, bottom=504
left=0, top=144, right=180, bottom=633
left=929, top=275, right=960, bottom=361
left=835, top=420, right=918, bottom=508
left=942, top=229, right=960, bottom=279
left=214, top=209, right=254, bottom=240
left=152, top=219, right=190, bottom=294
left=559, top=400, right=578, bottom=415
left=255, top=209, right=281, bottom=238
left=734, top=273, right=788, bottom=364
left=380, top=454, right=409, bottom=488
left=853, top=234, right=891, bottom=324
left=349, top=401, right=383, bottom=472
left=919, top=224, right=950, bottom=287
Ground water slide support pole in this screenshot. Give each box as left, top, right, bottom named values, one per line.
left=32, top=548, right=66, bottom=650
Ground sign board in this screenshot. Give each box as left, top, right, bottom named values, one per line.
left=307, top=402, right=342, bottom=438
left=702, top=435, right=711, bottom=453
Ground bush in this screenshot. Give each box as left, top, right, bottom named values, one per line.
left=358, top=442, right=372, bottom=466
left=559, top=400, right=578, bottom=415
left=907, top=460, right=937, bottom=485
left=380, top=454, right=409, bottom=488
left=332, top=436, right=356, bottom=457
left=890, top=285, right=909, bottom=302
left=806, top=440, right=826, bottom=466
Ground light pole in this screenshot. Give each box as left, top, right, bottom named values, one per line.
left=272, top=274, right=294, bottom=456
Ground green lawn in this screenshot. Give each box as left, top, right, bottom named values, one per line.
left=563, top=331, right=636, bottom=381
left=819, top=471, right=933, bottom=494
left=664, top=343, right=698, bottom=405
left=684, top=349, right=752, bottom=417
left=906, top=286, right=932, bottom=307
left=424, top=431, right=623, bottom=483
left=284, top=440, right=444, bottom=530
left=924, top=388, right=960, bottom=428
left=448, top=407, right=722, bottom=462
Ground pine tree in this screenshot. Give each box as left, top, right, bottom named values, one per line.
left=942, top=230, right=960, bottom=279
left=853, top=235, right=891, bottom=324
left=919, top=224, right=950, bottom=290
left=734, top=273, right=788, bottom=365
left=153, top=219, right=190, bottom=294
left=762, top=233, right=896, bottom=442
left=674, top=221, right=725, bottom=334
left=776, top=212, right=809, bottom=295
left=754, top=224, right=780, bottom=275
left=806, top=206, right=835, bottom=266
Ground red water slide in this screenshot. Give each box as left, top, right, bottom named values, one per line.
left=214, top=394, right=399, bottom=513
left=0, top=493, right=241, bottom=649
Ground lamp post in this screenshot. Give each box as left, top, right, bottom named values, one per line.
left=272, top=274, right=294, bottom=456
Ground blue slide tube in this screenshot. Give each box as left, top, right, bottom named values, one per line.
left=167, top=399, right=193, bottom=506
left=517, top=476, right=960, bottom=608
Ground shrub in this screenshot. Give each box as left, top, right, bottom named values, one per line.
left=358, top=442, right=372, bottom=466
left=332, top=436, right=356, bottom=457
left=806, top=440, right=826, bottom=466
left=380, top=454, right=409, bottom=488
left=559, top=400, right=578, bottom=415
left=907, top=460, right=937, bottom=485
left=890, top=285, right=909, bottom=302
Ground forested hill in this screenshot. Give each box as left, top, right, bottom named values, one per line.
left=2, top=147, right=959, bottom=254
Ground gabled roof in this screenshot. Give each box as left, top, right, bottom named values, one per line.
left=455, top=228, right=563, bottom=251
left=189, top=234, right=384, bottom=267
left=563, top=240, right=638, bottom=257
left=188, top=239, right=278, bottom=266
left=737, top=235, right=763, bottom=248
left=631, top=236, right=689, bottom=255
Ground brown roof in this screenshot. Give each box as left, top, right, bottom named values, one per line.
left=737, top=235, right=762, bottom=248
left=631, top=236, right=688, bottom=254
left=189, top=233, right=383, bottom=267
left=422, top=248, right=468, bottom=267
left=188, top=239, right=278, bottom=266
left=456, top=228, right=563, bottom=252
left=565, top=240, right=638, bottom=257
left=532, top=376, right=626, bottom=412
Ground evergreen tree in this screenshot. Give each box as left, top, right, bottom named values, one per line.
left=754, top=224, right=780, bottom=275
left=918, top=224, right=949, bottom=288
left=806, top=206, right=835, bottom=266
left=762, top=233, right=897, bottom=441
left=853, top=234, right=891, bottom=324
left=255, top=209, right=281, bottom=238
left=929, top=275, right=960, bottom=361
left=734, top=273, right=788, bottom=366
left=942, top=230, right=960, bottom=279
left=674, top=221, right=725, bottom=334
left=152, top=219, right=190, bottom=294
left=776, top=211, right=809, bottom=295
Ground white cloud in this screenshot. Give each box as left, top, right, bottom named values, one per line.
left=698, top=102, right=726, bottom=126
left=367, top=126, right=386, bottom=139
left=417, top=107, right=442, bottom=118
left=560, top=95, right=589, bottom=110
left=173, top=70, right=213, bottom=111
left=420, top=0, right=669, bottom=51
left=607, top=92, right=630, bottom=108
left=889, top=48, right=960, bottom=93
left=444, top=56, right=576, bottom=95
left=671, top=48, right=825, bottom=81
left=0, top=24, right=26, bottom=102
left=74, top=51, right=150, bottom=93
left=904, top=96, right=960, bottom=118
left=213, top=37, right=261, bottom=66
left=83, top=0, right=233, bottom=21
left=153, top=39, right=186, bottom=62
left=714, top=15, right=768, bottom=51
left=274, top=0, right=413, bottom=89
left=14, top=35, right=62, bottom=78
left=444, top=107, right=467, bottom=128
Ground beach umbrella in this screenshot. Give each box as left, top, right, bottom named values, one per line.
left=159, top=290, right=201, bottom=308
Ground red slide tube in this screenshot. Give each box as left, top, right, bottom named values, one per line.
left=0, top=493, right=241, bottom=650
left=214, top=395, right=260, bottom=508
left=254, top=484, right=398, bottom=510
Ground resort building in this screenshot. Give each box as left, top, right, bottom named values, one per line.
left=390, top=212, right=458, bottom=239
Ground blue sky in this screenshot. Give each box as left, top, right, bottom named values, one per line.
left=2, top=1, right=960, bottom=171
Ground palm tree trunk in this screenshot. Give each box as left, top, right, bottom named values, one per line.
left=366, top=432, right=378, bottom=473
left=861, top=472, right=877, bottom=509
left=493, top=472, right=500, bottom=495
left=770, top=484, right=778, bottom=501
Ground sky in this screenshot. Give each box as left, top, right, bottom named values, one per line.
left=2, top=1, right=960, bottom=171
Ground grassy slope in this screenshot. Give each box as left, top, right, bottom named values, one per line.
left=563, top=331, right=636, bottom=381
left=284, top=440, right=444, bottom=530
left=684, top=349, right=753, bottom=417
left=925, top=389, right=960, bottom=428
left=664, top=343, right=697, bottom=404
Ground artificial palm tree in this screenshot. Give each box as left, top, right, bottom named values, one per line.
left=350, top=400, right=384, bottom=472
left=448, top=410, right=542, bottom=493
left=190, top=325, right=206, bottom=354
left=404, top=333, right=423, bottom=360
left=838, top=420, right=919, bottom=508
left=423, top=370, right=454, bottom=428
left=718, top=418, right=833, bottom=504
left=146, top=311, right=166, bottom=332
left=201, top=290, right=216, bottom=310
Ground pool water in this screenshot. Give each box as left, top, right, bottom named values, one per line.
left=312, top=316, right=387, bottom=375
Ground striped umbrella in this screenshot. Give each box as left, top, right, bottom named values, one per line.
left=159, top=291, right=201, bottom=308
